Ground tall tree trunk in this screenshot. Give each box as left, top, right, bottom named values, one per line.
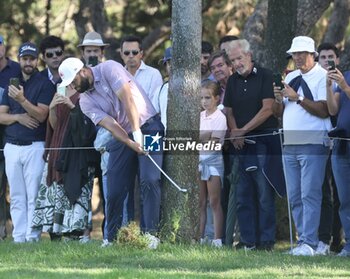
left=160, top=0, right=201, bottom=242
left=322, top=0, right=350, bottom=44
left=264, top=0, right=298, bottom=73
left=296, top=0, right=332, bottom=35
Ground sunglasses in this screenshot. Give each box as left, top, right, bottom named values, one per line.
left=123, top=50, right=140, bottom=56
left=45, top=50, right=63, bottom=58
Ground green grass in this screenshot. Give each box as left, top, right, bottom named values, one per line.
left=0, top=240, right=349, bottom=279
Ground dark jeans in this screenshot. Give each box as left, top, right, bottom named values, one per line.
left=236, top=140, right=276, bottom=246
left=106, top=116, right=164, bottom=242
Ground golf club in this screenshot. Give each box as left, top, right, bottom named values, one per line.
left=146, top=153, right=188, bottom=193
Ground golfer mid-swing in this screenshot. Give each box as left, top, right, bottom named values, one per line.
left=58, top=58, right=164, bottom=247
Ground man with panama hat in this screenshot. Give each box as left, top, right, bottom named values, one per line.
left=78, top=31, right=109, bottom=66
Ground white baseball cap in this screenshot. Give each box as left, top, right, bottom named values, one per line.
left=58, top=57, right=84, bottom=87
left=286, top=36, right=318, bottom=56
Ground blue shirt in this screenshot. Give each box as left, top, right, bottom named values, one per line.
left=1, top=71, right=55, bottom=142
left=335, top=71, right=350, bottom=137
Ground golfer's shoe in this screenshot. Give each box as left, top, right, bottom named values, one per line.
left=145, top=233, right=160, bottom=249
left=79, top=235, right=91, bottom=244
left=101, top=239, right=113, bottom=248
left=315, top=241, right=330, bottom=256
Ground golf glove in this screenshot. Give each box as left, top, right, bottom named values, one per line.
left=132, top=129, right=143, bottom=147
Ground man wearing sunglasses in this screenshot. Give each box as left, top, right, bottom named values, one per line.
left=39, top=36, right=65, bottom=85
left=120, top=35, right=162, bottom=101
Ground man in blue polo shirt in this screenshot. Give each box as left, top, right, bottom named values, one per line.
left=0, top=42, right=55, bottom=243
left=0, top=35, right=21, bottom=240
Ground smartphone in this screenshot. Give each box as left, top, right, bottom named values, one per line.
left=56, top=84, right=66, bottom=96
left=328, top=60, right=335, bottom=71
left=88, top=56, right=98, bottom=67
left=9, top=78, right=20, bottom=89
left=273, top=73, right=284, bottom=89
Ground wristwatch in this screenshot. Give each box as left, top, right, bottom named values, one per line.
left=296, top=95, right=304, bottom=104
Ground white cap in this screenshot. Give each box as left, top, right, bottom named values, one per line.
left=286, top=36, right=318, bottom=56
left=58, top=58, right=84, bottom=87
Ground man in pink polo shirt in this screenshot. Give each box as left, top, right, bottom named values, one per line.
left=58, top=58, right=164, bottom=247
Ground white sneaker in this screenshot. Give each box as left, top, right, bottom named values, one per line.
left=212, top=239, right=223, bottom=248
left=79, top=235, right=91, bottom=244
left=293, top=243, right=315, bottom=256
left=101, top=239, right=113, bottom=248
left=145, top=233, right=160, bottom=249
left=315, top=241, right=330, bottom=255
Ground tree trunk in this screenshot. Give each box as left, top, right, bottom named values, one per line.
left=296, top=0, right=332, bottom=35
left=160, top=0, right=201, bottom=243
left=242, top=0, right=268, bottom=65
left=263, top=0, right=298, bottom=73
left=322, top=0, right=350, bottom=44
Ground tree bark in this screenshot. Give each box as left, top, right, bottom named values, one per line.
left=263, top=0, right=298, bottom=73
left=242, top=0, right=268, bottom=65
left=296, top=0, right=332, bottom=35
left=160, top=0, right=201, bottom=242
left=322, top=0, right=350, bottom=44
left=73, top=0, right=119, bottom=61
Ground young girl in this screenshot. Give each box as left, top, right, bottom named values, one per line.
left=199, top=80, right=227, bottom=247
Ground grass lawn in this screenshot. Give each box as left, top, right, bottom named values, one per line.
left=0, top=240, right=349, bottom=279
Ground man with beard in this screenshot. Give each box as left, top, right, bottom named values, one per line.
left=39, top=36, right=65, bottom=85
left=0, top=42, right=55, bottom=243
left=58, top=58, right=164, bottom=247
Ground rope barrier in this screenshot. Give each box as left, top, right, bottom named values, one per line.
left=0, top=129, right=348, bottom=152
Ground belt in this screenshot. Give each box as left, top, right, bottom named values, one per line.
left=141, top=114, right=160, bottom=128
left=7, top=140, right=33, bottom=146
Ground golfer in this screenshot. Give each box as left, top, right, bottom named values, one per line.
left=58, top=58, right=164, bottom=247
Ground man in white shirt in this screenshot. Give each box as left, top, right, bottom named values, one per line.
left=273, top=36, right=331, bottom=256
left=120, top=35, right=163, bottom=101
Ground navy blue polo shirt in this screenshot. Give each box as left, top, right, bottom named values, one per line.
left=1, top=70, right=55, bottom=142
left=223, top=65, right=278, bottom=132
left=0, top=58, right=21, bottom=103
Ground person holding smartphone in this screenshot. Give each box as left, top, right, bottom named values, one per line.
left=78, top=31, right=109, bottom=67
left=0, top=42, right=55, bottom=243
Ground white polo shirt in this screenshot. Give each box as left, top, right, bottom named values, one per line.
left=282, top=63, right=332, bottom=145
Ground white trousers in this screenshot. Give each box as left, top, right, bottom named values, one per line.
left=4, top=142, right=45, bottom=242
